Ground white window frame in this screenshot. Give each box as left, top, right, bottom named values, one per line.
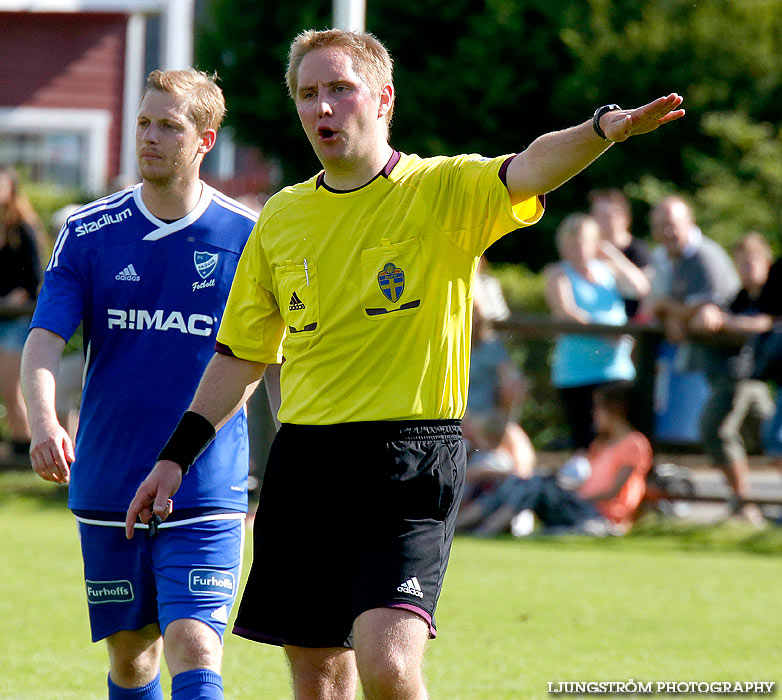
left=0, top=1, right=198, bottom=187
left=0, top=106, right=111, bottom=193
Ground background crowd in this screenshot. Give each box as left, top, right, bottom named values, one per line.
left=1, top=166, right=781, bottom=535
left=459, top=188, right=781, bottom=535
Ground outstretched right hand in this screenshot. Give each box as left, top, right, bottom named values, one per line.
left=30, top=421, right=74, bottom=484
left=601, top=93, right=685, bottom=143
left=125, top=460, right=182, bottom=539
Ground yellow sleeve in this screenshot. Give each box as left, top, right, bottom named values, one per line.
left=429, top=154, right=544, bottom=255
left=216, top=217, right=285, bottom=364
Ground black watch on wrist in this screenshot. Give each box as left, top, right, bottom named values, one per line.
left=592, top=104, right=621, bottom=141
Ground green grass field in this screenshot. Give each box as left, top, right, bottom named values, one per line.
left=1, top=472, right=780, bottom=700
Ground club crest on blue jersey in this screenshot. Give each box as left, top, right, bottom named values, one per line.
left=377, top=262, right=405, bottom=303
left=194, top=251, right=219, bottom=279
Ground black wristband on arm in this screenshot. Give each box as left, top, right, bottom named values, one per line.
left=157, top=411, right=216, bottom=476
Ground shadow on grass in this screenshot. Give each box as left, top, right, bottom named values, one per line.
left=627, top=513, right=782, bottom=556
left=461, top=513, right=782, bottom=557
left=0, top=469, right=70, bottom=509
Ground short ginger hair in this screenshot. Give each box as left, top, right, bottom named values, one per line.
left=145, top=69, right=226, bottom=133
left=286, top=29, right=395, bottom=124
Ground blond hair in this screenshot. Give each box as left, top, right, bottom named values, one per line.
left=286, top=29, right=395, bottom=123
left=555, top=213, right=600, bottom=257
left=145, top=69, right=226, bottom=133
left=0, top=166, right=46, bottom=252
left=733, top=231, right=773, bottom=263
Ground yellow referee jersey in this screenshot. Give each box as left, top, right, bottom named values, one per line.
left=217, top=151, right=543, bottom=424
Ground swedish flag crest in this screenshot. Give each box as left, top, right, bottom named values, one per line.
left=377, top=262, right=405, bottom=303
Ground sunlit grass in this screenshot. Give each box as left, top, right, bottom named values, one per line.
left=1, top=472, right=779, bottom=699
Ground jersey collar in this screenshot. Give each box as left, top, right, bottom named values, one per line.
left=138, top=181, right=215, bottom=241
left=315, top=150, right=401, bottom=193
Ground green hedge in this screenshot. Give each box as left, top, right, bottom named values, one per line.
left=491, top=263, right=547, bottom=314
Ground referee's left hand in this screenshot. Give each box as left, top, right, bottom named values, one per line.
left=125, top=460, right=181, bottom=539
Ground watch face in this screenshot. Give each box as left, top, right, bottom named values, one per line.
left=595, top=104, right=621, bottom=117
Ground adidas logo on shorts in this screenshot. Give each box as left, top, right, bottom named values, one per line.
left=210, top=605, right=228, bottom=623
left=289, top=291, right=305, bottom=310
left=397, top=576, right=424, bottom=598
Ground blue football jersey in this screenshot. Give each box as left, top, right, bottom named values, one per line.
left=32, top=183, right=257, bottom=514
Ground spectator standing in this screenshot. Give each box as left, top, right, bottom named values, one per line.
left=755, top=255, right=782, bottom=462
left=588, top=188, right=651, bottom=319
left=545, top=213, right=649, bottom=448
left=643, top=211, right=675, bottom=314
left=651, top=196, right=740, bottom=346
left=649, top=197, right=771, bottom=521
left=126, top=29, right=684, bottom=700
left=21, top=70, right=256, bottom=700
left=688, top=233, right=775, bottom=523
left=0, top=166, right=42, bottom=457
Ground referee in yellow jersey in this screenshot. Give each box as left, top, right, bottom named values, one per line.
left=128, top=29, right=684, bottom=700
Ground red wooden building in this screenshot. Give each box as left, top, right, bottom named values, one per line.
left=0, top=1, right=196, bottom=195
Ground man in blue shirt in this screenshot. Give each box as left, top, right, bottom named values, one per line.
left=21, top=69, right=256, bottom=700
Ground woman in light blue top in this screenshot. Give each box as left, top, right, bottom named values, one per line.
left=545, top=213, right=650, bottom=447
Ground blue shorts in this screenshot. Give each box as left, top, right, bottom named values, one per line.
left=77, top=517, right=244, bottom=643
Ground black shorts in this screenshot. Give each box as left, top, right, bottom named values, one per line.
left=233, top=420, right=465, bottom=649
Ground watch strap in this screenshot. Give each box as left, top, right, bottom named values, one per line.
left=593, top=104, right=621, bottom=141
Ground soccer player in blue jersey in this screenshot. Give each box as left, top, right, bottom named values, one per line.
left=21, top=69, right=257, bottom=700
left=128, top=31, right=684, bottom=700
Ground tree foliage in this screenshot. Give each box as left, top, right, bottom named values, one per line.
left=197, top=0, right=782, bottom=269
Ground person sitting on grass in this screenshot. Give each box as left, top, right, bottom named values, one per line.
left=457, top=381, right=653, bottom=537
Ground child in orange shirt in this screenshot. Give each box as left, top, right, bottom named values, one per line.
left=578, top=384, right=653, bottom=531
left=456, top=381, right=653, bottom=536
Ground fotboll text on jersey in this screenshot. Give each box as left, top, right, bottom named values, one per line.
left=192, top=278, right=216, bottom=292
left=107, top=309, right=215, bottom=336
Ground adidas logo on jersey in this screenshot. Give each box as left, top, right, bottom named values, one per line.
left=289, top=292, right=305, bottom=310
left=397, top=576, right=424, bottom=598
left=116, top=264, right=140, bottom=282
